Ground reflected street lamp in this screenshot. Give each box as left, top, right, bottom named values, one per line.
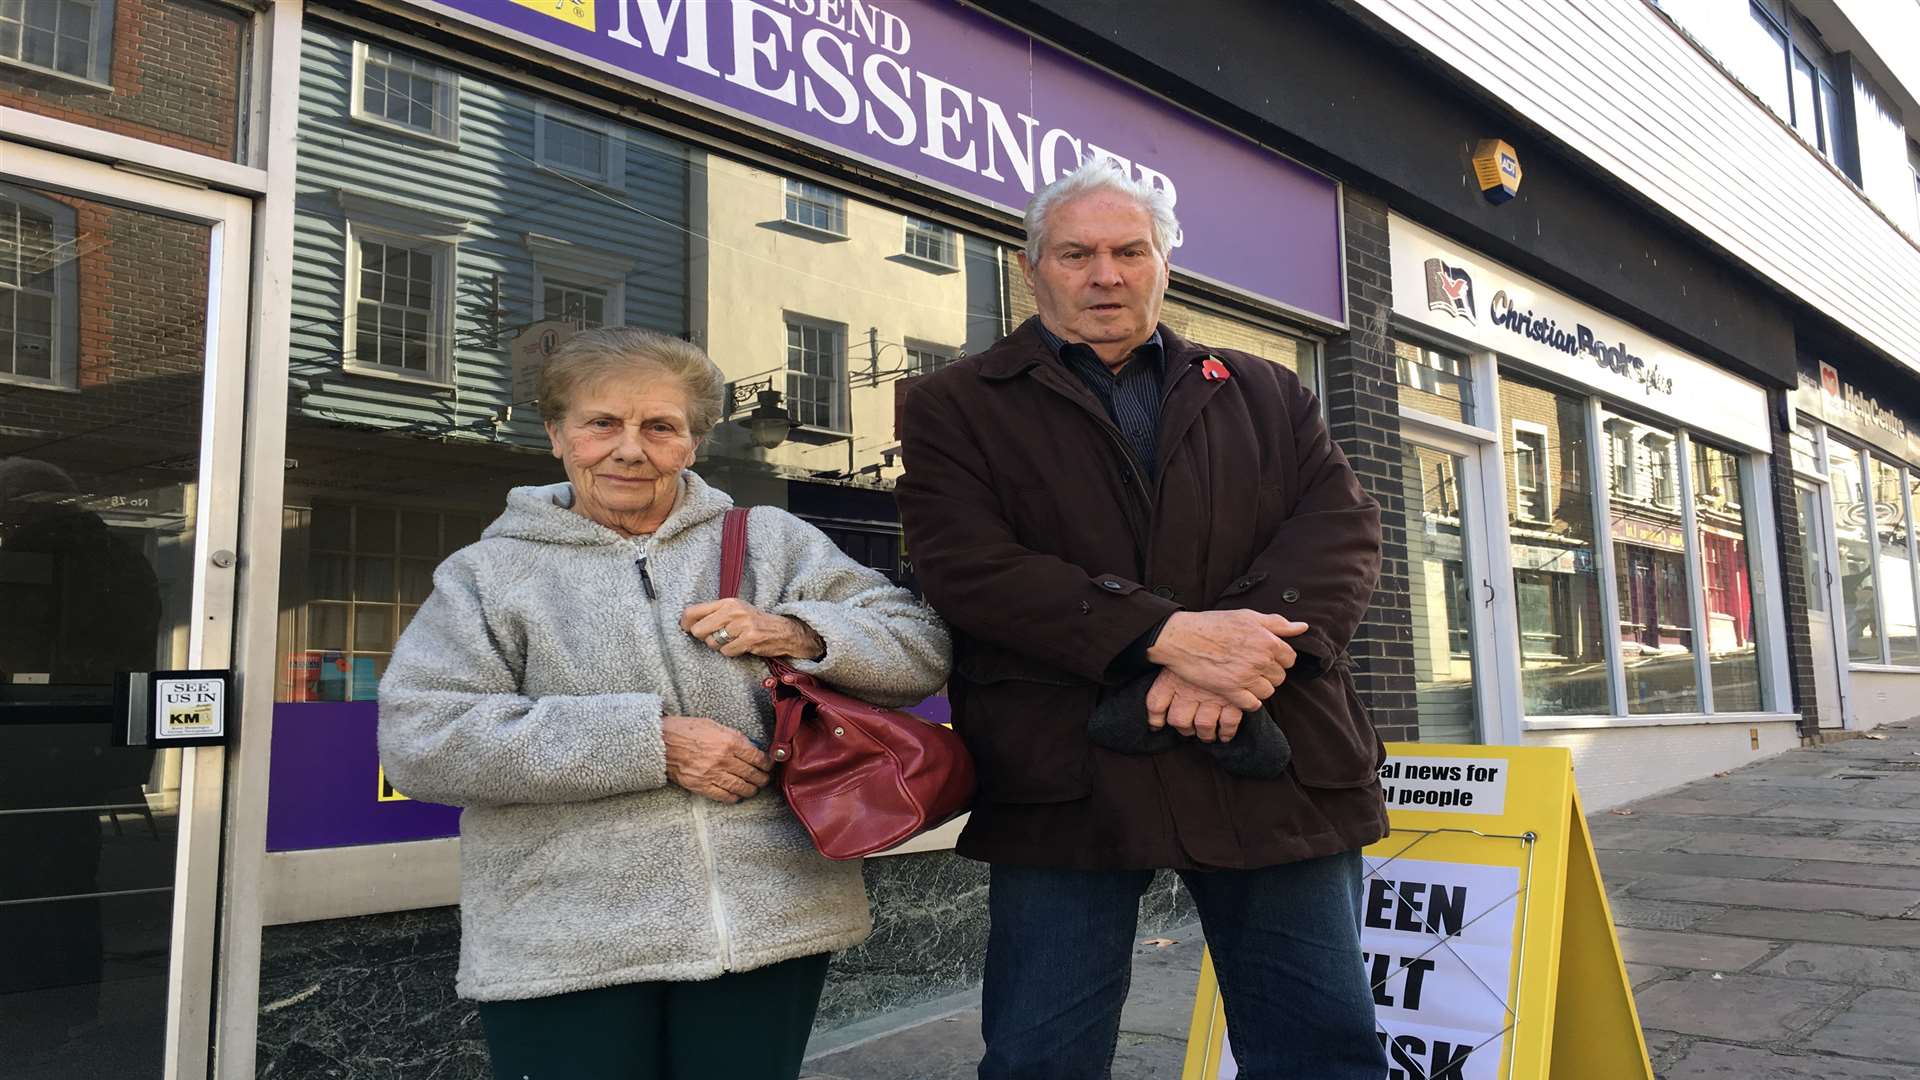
left=727, top=378, right=796, bottom=450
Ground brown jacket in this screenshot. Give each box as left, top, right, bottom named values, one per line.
left=895, top=319, right=1388, bottom=869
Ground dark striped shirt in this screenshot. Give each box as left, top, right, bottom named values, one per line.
left=1036, top=322, right=1167, bottom=480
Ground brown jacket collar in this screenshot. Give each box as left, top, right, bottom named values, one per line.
left=975, top=317, right=1210, bottom=381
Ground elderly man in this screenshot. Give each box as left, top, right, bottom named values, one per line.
left=895, top=161, right=1391, bottom=1079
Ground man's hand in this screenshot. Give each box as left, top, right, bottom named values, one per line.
left=662, top=714, right=774, bottom=803
left=1146, top=669, right=1245, bottom=743
left=1145, top=609, right=1310, bottom=709
left=682, top=598, right=826, bottom=660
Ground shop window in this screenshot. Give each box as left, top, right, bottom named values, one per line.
left=535, top=103, right=623, bottom=187
left=0, top=0, right=113, bottom=83
left=1604, top=410, right=1698, bottom=713
left=1512, top=423, right=1550, bottom=523
left=352, top=42, right=458, bottom=143
left=1499, top=373, right=1609, bottom=715
left=0, top=186, right=77, bottom=388
left=786, top=316, right=846, bottom=431
left=1872, top=458, right=1919, bottom=665
left=1392, top=337, right=1470, bottom=423
left=906, top=341, right=958, bottom=376
left=1694, top=441, right=1762, bottom=711
left=783, top=179, right=846, bottom=237
left=1827, top=442, right=1882, bottom=663
left=902, top=216, right=958, bottom=269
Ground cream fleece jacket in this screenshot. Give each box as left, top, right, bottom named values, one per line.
left=377, top=471, right=952, bottom=1001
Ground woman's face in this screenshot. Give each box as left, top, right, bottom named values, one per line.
left=546, top=370, right=700, bottom=537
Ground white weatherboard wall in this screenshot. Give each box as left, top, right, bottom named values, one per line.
left=1525, top=721, right=1799, bottom=810
left=1356, top=0, right=1920, bottom=377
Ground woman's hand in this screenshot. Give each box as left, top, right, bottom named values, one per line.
left=662, top=715, right=773, bottom=803
left=681, top=598, right=826, bottom=661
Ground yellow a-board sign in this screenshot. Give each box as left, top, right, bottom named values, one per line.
left=1181, top=744, right=1652, bottom=1080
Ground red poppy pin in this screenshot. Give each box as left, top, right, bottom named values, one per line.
left=1199, top=356, right=1231, bottom=382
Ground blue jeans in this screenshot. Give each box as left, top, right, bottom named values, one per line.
left=979, top=851, right=1387, bottom=1080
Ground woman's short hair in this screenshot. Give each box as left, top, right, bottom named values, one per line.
left=1024, top=158, right=1182, bottom=264
left=537, top=327, right=727, bottom=438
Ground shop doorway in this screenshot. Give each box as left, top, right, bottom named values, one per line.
left=1795, top=479, right=1849, bottom=729
left=0, top=146, right=253, bottom=1078
left=1401, top=434, right=1493, bottom=743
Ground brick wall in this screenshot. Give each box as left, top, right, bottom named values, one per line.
left=0, top=0, right=248, bottom=161
left=1768, top=403, right=1818, bottom=735
left=1323, top=189, right=1419, bottom=743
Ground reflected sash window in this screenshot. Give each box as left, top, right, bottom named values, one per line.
left=783, top=179, right=847, bottom=236
left=0, top=0, right=113, bottom=83
left=0, top=187, right=77, bottom=388
left=352, top=43, right=458, bottom=142
left=786, top=317, right=846, bottom=431
left=902, top=216, right=957, bottom=268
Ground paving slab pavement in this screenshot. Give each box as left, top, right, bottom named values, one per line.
left=803, top=719, right=1920, bottom=1079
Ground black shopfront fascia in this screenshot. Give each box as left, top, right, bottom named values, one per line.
left=976, top=0, right=1798, bottom=390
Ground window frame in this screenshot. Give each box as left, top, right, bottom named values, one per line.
left=1511, top=420, right=1552, bottom=524
left=524, top=232, right=632, bottom=333
left=904, top=339, right=959, bottom=376
left=900, top=215, right=959, bottom=270
left=0, top=183, right=81, bottom=391
left=782, top=178, right=848, bottom=238
left=783, top=313, right=848, bottom=434
left=532, top=101, right=625, bottom=189
left=337, top=193, right=467, bottom=387
left=349, top=40, right=460, bottom=146
left=0, top=0, right=115, bottom=87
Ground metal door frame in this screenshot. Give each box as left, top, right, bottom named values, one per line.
left=0, top=141, right=255, bottom=1080
left=1401, top=418, right=1506, bottom=745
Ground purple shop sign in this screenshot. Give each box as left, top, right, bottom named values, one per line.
left=398, top=0, right=1346, bottom=325
left=267, top=701, right=462, bottom=850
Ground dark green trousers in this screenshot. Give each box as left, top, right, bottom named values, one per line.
left=476, top=953, right=831, bottom=1080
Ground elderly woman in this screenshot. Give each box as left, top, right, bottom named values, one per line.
left=378, top=327, right=951, bottom=1080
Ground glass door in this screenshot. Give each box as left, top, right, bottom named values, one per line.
left=0, top=147, right=251, bottom=1079
left=1795, top=480, right=1848, bottom=729
left=1402, top=434, right=1490, bottom=743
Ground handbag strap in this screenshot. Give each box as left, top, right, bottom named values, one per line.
left=719, top=506, right=750, bottom=600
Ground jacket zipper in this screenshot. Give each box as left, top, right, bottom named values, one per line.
left=634, top=538, right=736, bottom=970
left=1034, top=368, right=1155, bottom=559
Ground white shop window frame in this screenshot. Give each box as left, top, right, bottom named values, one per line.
left=1392, top=317, right=1794, bottom=741
left=1824, top=434, right=1920, bottom=673
left=532, top=101, right=625, bottom=189
left=524, top=232, right=632, bottom=331
left=349, top=40, right=460, bottom=147
left=338, top=192, right=465, bottom=387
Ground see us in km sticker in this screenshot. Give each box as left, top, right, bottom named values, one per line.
left=509, top=0, right=595, bottom=31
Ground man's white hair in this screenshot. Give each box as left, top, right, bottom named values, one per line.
left=1023, top=158, right=1181, bottom=264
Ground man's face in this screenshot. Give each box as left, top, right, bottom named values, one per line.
left=1020, top=191, right=1170, bottom=364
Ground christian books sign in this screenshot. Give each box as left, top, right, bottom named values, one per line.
left=396, top=0, right=1345, bottom=324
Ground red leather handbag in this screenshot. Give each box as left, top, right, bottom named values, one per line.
left=719, top=508, right=974, bottom=859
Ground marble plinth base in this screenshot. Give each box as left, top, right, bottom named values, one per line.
left=253, top=852, right=1199, bottom=1076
